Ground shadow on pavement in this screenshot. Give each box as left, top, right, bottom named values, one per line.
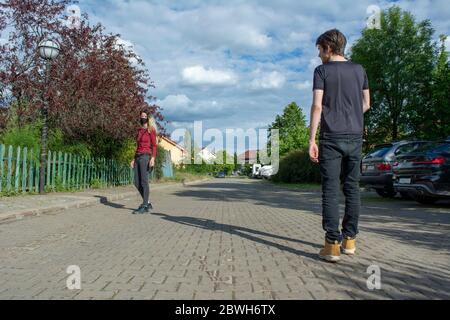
left=94, top=195, right=137, bottom=212
left=173, top=181, right=323, bottom=213
left=320, top=257, right=450, bottom=299
left=173, top=180, right=450, bottom=252
left=151, top=212, right=322, bottom=261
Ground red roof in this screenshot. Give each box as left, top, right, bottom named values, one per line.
left=238, top=150, right=258, bottom=161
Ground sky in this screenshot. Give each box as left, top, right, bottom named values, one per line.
left=75, top=0, right=449, bottom=153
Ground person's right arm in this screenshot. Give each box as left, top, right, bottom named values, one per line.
left=363, top=89, right=371, bottom=113
left=309, top=89, right=324, bottom=164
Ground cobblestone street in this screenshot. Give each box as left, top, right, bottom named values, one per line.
left=0, top=178, right=449, bottom=300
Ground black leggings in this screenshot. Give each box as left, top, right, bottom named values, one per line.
left=134, top=154, right=151, bottom=205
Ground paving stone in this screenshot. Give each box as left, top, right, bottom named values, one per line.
left=0, top=179, right=448, bottom=300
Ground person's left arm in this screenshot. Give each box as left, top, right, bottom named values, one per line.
left=150, top=129, right=157, bottom=167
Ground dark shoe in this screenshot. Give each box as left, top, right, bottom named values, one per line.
left=143, top=203, right=153, bottom=213
left=132, top=204, right=145, bottom=214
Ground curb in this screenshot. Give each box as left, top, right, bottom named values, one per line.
left=0, top=177, right=212, bottom=224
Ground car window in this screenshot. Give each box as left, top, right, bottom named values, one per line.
left=415, top=142, right=449, bottom=153
left=365, top=145, right=392, bottom=158
left=394, top=143, right=426, bottom=155
left=431, top=143, right=450, bottom=153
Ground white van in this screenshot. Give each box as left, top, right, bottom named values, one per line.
left=252, top=164, right=262, bottom=178
left=259, top=165, right=274, bottom=179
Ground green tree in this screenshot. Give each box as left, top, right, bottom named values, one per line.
left=214, top=150, right=234, bottom=175
left=233, top=151, right=239, bottom=172
left=268, top=102, right=309, bottom=156
left=427, top=35, right=450, bottom=139
left=350, top=6, right=436, bottom=145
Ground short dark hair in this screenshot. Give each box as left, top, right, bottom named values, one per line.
left=316, top=29, right=347, bottom=56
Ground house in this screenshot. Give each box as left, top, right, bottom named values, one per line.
left=198, top=147, right=216, bottom=163
left=238, top=150, right=258, bottom=163
left=158, top=135, right=187, bottom=166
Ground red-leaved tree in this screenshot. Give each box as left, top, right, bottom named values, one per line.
left=0, top=0, right=165, bottom=141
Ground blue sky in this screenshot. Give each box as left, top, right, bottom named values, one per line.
left=77, top=0, right=449, bottom=152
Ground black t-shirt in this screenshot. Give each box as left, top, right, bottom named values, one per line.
left=313, top=61, right=369, bottom=135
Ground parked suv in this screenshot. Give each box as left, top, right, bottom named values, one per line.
left=393, top=140, right=450, bottom=204
left=360, top=141, right=429, bottom=198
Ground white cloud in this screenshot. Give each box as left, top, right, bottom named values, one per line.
left=238, top=26, right=272, bottom=49
left=295, top=80, right=312, bottom=91
left=250, top=71, right=286, bottom=90
left=182, top=65, right=238, bottom=86
left=79, top=0, right=450, bottom=134
left=159, top=94, right=192, bottom=109
left=114, top=37, right=141, bottom=66
left=288, top=32, right=310, bottom=44
left=158, top=94, right=232, bottom=122
left=115, top=38, right=134, bottom=51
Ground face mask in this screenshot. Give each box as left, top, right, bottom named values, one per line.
left=140, top=118, right=148, bottom=125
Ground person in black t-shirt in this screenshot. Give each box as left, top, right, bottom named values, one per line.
left=309, top=29, right=371, bottom=262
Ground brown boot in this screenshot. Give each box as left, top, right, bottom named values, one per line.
left=341, top=236, right=356, bottom=255
left=319, top=239, right=341, bottom=263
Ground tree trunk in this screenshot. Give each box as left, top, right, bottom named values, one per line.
left=392, top=116, right=398, bottom=141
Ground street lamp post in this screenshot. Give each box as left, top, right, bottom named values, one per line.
left=38, top=40, right=60, bottom=194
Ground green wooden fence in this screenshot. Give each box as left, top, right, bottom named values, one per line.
left=0, top=144, right=136, bottom=195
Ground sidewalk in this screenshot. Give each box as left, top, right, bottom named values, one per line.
left=0, top=177, right=212, bottom=224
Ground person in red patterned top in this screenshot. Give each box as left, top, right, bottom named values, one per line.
left=130, top=110, right=158, bottom=214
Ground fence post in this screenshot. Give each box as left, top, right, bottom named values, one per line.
left=83, top=156, right=87, bottom=189
left=52, top=151, right=56, bottom=191
left=22, top=147, right=28, bottom=193
left=14, top=146, right=21, bottom=193
left=75, top=155, right=79, bottom=190
left=87, top=156, right=91, bottom=189
left=69, top=153, right=73, bottom=189
left=103, top=158, right=106, bottom=187
left=34, top=152, right=39, bottom=193
left=92, top=157, right=95, bottom=186
left=58, top=151, right=62, bottom=187
left=46, top=150, right=51, bottom=190
left=106, top=158, right=109, bottom=187
left=0, top=144, right=4, bottom=193
left=28, top=149, right=34, bottom=193
left=107, top=158, right=109, bottom=187
left=7, top=145, right=13, bottom=192
left=63, top=153, right=67, bottom=189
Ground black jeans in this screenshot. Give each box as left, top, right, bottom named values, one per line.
left=134, top=153, right=151, bottom=205
left=319, top=133, right=363, bottom=243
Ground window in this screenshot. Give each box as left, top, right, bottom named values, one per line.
left=416, top=142, right=450, bottom=153
left=365, top=144, right=393, bottom=159
left=394, top=142, right=427, bottom=156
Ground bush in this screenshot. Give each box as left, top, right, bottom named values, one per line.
left=48, top=128, right=92, bottom=158
left=115, top=138, right=136, bottom=166
left=152, top=145, right=166, bottom=181
left=0, top=122, right=41, bottom=152
left=0, top=122, right=92, bottom=160
left=272, top=149, right=321, bottom=184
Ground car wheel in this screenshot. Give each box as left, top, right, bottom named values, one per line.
left=375, top=189, right=397, bottom=198
left=413, top=195, right=438, bottom=205
left=399, top=191, right=413, bottom=200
